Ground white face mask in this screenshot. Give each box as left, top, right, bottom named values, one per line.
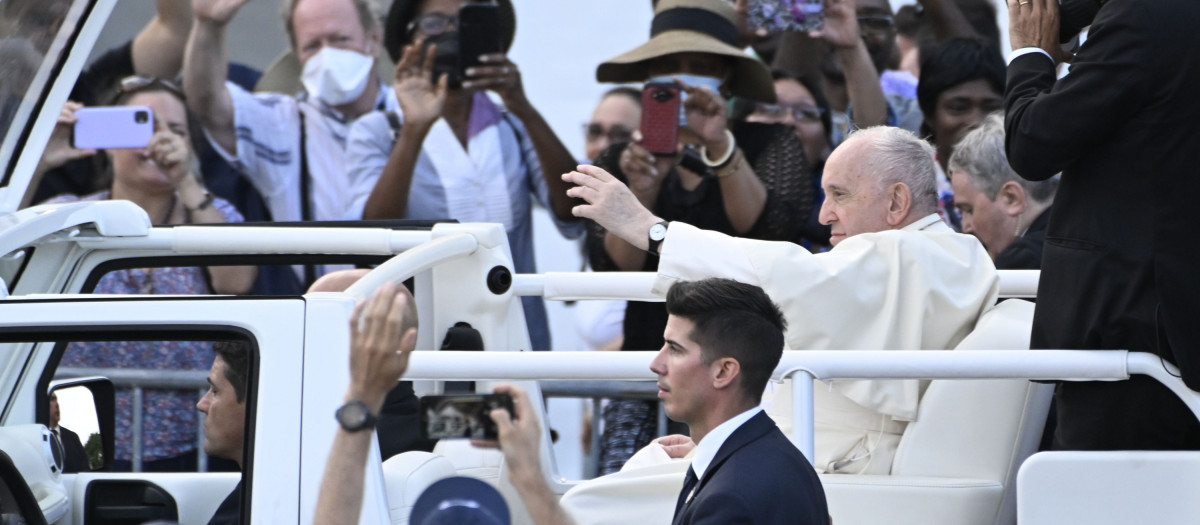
left=301, top=46, right=375, bottom=107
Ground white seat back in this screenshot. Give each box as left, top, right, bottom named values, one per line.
left=888, top=299, right=1051, bottom=524
left=381, top=451, right=456, bottom=525
left=1017, top=451, right=1200, bottom=524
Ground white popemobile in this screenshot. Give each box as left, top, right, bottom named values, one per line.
left=1, top=1, right=1199, bottom=524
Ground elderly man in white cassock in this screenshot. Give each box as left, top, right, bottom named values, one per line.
left=564, top=125, right=998, bottom=479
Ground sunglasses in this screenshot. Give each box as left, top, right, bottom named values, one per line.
left=408, top=12, right=458, bottom=37
left=583, top=123, right=634, bottom=143
left=117, top=76, right=186, bottom=102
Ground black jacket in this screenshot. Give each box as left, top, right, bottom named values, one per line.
left=1005, top=0, right=1200, bottom=448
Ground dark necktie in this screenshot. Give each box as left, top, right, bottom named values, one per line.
left=674, top=465, right=699, bottom=518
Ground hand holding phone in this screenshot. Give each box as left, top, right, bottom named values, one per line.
left=459, top=3, right=502, bottom=79
left=640, top=82, right=681, bottom=157
left=420, top=394, right=514, bottom=440
left=71, top=106, right=154, bottom=150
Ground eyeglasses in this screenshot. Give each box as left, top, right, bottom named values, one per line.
left=117, top=76, right=185, bottom=101
left=408, top=13, right=458, bottom=37
left=583, top=123, right=634, bottom=143
left=857, top=15, right=896, bottom=34
left=753, top=103, right=825, bottom=122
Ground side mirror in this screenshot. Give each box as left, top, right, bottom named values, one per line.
left=48, top=379, right=114, bottom=472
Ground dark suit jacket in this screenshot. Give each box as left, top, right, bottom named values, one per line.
left=994, top=205, right=1050, bottom=271
left=56, top=426, right=90, bottom=474
left=1005, top=0, right=1200, bottom=447
left=672, top=412, right=828, bottom=525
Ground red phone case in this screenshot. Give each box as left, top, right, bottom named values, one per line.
left=640, top=82, right=680, bottom=157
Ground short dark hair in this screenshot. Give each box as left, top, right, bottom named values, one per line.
left=384, top=0, right=516, bottom=63
left=213, top=340, right=250, bottom=403
left=916, top=38, right=1005, bottom=139
left=665, top=279, right=787, bottom=403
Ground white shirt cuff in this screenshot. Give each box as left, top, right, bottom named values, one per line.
left=1007, top=47, right=1054, bottom=66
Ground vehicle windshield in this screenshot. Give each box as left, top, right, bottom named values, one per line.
left=0, top=0, right=89, bottom=190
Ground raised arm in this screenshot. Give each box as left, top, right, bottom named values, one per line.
left=149, top=121, right=256, bottom=294
left=812, top=0, right=887, bottom=129
left=589, top=142, right=674, bottom=272
left=314, top=283, right=417, bottom=525
left=131, top=0, right=194, bottom=78
left=681, top=84, right=767, bottom=234
left=183, top=0, right=248, bottom=156
left=480, top=384, right=577, bottom=525
left=465, top=54, right=581, bottom=222
left=362, top=40, right=446, bottom=219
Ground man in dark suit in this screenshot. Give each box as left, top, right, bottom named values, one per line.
left=658, top=279, right=827, bottom=525
left=483, top=279, right=828, bottom=525
left=49, top=391, right=91, bottom=473
left=1003, top=0, right=1200, bottom=449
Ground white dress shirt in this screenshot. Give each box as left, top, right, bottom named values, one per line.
left=689, top=407, right=762, bottom=480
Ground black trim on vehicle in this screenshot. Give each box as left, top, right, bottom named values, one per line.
left=0, top=450, right=48, bottom=525
left=80, top=254, right=391, bottom=294
left=1, top=246, right=34, bottom=294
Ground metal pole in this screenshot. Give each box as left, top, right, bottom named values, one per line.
left=197, top=387, right=208, bottom=473
left=131, top=387, right=143, bottom=472
left=790, top=372, right=816, bottom=466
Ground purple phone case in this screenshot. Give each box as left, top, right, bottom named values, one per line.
left=72, top=106, right=154, bottom=150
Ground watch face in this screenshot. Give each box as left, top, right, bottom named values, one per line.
left=338, top=402, right=370, bottom=429
left=649, top=223, right=668, bottom=241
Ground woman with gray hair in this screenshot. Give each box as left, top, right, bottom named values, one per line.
left=948, top=113, right=1057, bottom=269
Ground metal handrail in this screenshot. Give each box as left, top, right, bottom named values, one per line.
left=400, top=349, right=1200, bottom=466
left=514, top=269, right=1042, bottom=301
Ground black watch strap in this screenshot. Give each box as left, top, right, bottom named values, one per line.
left=335, top=400, right=377, bottom=432
left=647, top=221, right=670, bottom=256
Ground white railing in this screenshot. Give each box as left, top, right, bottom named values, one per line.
left=514, top=269, right=1042, bottom=301
left=401, top=349, right=1200, bottom=465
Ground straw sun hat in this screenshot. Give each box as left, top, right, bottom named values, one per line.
left=596, top=0, right=776, bottom=103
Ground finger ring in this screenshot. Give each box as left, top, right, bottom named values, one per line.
left=1019, top=1, right=1031, bottom=4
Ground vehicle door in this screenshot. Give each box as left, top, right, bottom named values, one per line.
left=0, top=295, right=327, bottom=525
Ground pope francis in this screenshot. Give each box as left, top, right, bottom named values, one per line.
left=564, top=125, right=999, bottom=477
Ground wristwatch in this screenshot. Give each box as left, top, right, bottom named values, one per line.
left=647, top=221, right=670, bottom=255
left=335, top=400, right=377, bottom=432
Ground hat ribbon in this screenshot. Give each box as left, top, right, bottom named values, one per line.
left=650, top=7, right=739, bottom=47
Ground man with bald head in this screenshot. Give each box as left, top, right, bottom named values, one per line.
left=565, top=126, right=999, bottom=474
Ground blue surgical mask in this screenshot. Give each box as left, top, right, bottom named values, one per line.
left=647, top=74, right=725, bottom=126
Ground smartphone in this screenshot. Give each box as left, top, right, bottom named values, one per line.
left=71, top=106, right=154, bottom=149
left=419, top=393, right=513, bottom=440
left=458, top=3, right=502, bottom=81
left=640, top=82, right=681, bottom=157
left=746, top=0, right=823, bottom=33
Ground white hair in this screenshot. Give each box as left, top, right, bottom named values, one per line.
left=850, top=126, right=939, bottom=215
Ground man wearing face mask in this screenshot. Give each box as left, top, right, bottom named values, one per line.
left=587, top=0, right=816, bottom=474
left=184, top=0, right=395, bottom=281
left=343, top=0, right=585, bottom=351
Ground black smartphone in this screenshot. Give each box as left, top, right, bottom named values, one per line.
left=640, top=82, right=681, bottom=157
left=419, top=393, right=514, bottom=440
left=458, top=3, right=502, bottom=80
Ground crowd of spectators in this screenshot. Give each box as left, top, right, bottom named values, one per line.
left=25, top=0, right=1200, bottom=521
